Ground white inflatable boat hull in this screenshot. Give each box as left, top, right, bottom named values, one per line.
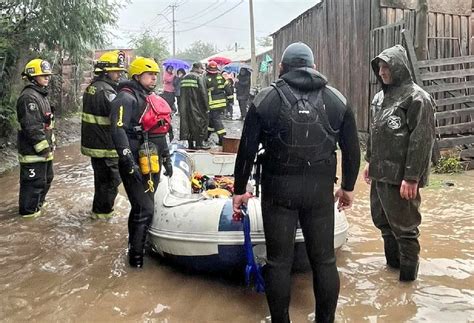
left=149, top=149, right=349, bottom=271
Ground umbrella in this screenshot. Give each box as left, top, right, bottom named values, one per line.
left=208, top=56, right=232, bottom=66
left=223, top=62, right=253, bottom=74
left=163, top=58, right=190, bottom=70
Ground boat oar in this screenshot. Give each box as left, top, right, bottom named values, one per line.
left=241, top=205, right=265, bottom=293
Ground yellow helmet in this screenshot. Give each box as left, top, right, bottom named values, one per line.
left=22, top=59, right=53, bottom=78
left=95, top=50, right=126, bottom=73
left=128, top=56, right=160, bottom=79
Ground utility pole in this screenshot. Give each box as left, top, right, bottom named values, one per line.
left=170, top=4, right=177, bottom=57
left=249, top=0, right=257, bottom=86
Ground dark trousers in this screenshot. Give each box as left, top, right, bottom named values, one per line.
left=208, top=109, right=226, bottom=144
left=238, top=99, right=248, bottom=119
left=119, top=162, right=160, bottom=256
left=91, top=157, right=121, bottom=215
left=370, top=180, right=421, bottom=267
left=260, top=158, right=339, bottom=323
left=161, top=91, right=176, bottom=113
left=225, top=102, right=233, bottom=117
left=19, top=161, right=54, bottom=215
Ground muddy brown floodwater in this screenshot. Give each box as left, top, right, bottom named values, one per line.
left=0, top=143, right=473, bottom=322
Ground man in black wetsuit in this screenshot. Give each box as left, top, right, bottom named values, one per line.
left=233, top=42, right=361, bottom=323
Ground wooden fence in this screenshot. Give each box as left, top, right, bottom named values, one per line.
left=403, top=30, right=474, bottom=153
left=272, top=0, right=372, bottom=131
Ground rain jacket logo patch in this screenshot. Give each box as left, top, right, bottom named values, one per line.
left=387, top=115, right=401, bottom=129
left=28, top=103, right=38, bottom=111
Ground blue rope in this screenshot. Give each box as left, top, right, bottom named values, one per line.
left=241, top=205, right=265, bottom=293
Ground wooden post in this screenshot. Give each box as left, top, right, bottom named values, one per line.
left=249, top=0, right=257, bottom=87
left=415, top=0, right=429, bottom=60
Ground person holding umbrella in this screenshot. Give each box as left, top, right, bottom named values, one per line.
left=161, top=65, right=177, bottom=114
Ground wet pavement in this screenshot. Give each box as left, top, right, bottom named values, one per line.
left=0, top=131, right=473, bottom=321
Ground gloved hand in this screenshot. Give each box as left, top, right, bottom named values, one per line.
left=128, top=162, right=143, bottom=182
left=163, top=158, right=173, bottom=177
left=120, top=148, right=142, bottom=182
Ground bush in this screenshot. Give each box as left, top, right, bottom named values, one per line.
left=433, top=150, right=464, bottom=174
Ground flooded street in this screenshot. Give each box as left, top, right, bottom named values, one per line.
left=0, top=142, right=473, bottom=322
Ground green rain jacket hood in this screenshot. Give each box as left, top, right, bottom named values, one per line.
left=366, top=45, right=436, bottom=187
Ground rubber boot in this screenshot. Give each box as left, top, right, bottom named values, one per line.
left=128, top=247, right=144, bottom=268
left=217, top=134, right=224, bottom=146
left=195, top=140, right=210, bottom=150
left=383, top=235, right=400, bottom=268
left=399, top=263, right=419, bottom=281
left=128, top=222, right=148, bottom=268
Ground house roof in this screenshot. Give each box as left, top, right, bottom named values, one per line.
left=201, top=46, right=273, bottom=63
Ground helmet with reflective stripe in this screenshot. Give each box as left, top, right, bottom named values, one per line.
left=22, top=59, right=53, bottom=78
left=128, top=57, right=160, bottom=79
left=95, top=50, right=126, bottom=73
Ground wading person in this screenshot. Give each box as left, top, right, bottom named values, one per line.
left=161, top=65, right=176, bottom=114
left=17, top=59, right=56, bottom=218
left=232, top=42, right=361, bottom=323
left=364, top=45, right=435, bottom=281
left=205, top=61, right=233, bottom=146
left=81, top=50, right=126, bottom=219
left=173, top=67, right=185, bottom=115
left=179, top=62, right=210, bottom=150
left=235, top=66, right=251, bottom=120
left=110, top=57, right=173, bottom=268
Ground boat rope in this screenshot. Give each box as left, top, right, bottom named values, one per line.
left=241, top=205, right=265, bottom=293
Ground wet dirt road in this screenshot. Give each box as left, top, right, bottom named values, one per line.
left=0, top=142, right=473, bottom=322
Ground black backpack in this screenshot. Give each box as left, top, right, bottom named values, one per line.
left=267, top=79, right=339, bottom=166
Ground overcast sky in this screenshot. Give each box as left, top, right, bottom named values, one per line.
left=109, top=0, right=318, bottom=52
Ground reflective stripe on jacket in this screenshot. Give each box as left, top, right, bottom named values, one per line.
left=16, top=83, right=55, bottom=163
left=81, top=77, right=118, bottom=158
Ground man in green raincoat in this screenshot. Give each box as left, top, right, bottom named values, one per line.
left=179, top=62, right=210, bottom=149
left=364, top=45, right=436, bottom=281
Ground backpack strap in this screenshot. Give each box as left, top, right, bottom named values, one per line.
left=308, top=89, right=339, bottom=136
left=271, top=79, right=298, bottom=109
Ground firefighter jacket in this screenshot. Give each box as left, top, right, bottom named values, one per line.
left=16, top=83, right=55, bottom=163
left=81, top=76, right=118, bottom=158
left=366, top=45, right=436, bottom=187
left=233, top=67, right=361, bottom=195
left=205, top=73, right=233, bottom=110
left=109, top=80, right=170, bottom=165
left=179, top=72, right=209, bottom=141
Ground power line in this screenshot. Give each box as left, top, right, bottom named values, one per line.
left=178, top=0, right=220, bottom=22
left=177, top=0, right=244, bottom=33
left=176, top=19, right=271, bottom=34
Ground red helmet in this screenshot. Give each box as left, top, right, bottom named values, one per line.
left=207, top=60, right=219, bottom=74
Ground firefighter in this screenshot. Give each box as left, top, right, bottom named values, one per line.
left=205, top=61, right=233, bottom=146
left=16, top=59, right=55, bottom=218
left=81, top=50, right=126, bottom=219
left=110, top=57, right=173, bottom=268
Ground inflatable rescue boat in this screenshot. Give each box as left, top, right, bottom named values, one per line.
left=148, top=149, right=349, bottom=272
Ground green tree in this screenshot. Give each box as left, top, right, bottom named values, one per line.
left=0, top=0, right=121, bottom=134
left=129, top=31, right=170, bottom=63
left=257, top=36, right=273, bottom=47
left=176, top=41, right=217, bottom=62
